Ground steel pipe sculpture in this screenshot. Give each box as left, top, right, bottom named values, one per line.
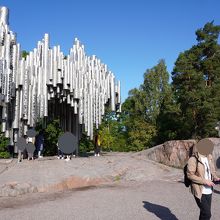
left=0, top=7, right=121, bottom=153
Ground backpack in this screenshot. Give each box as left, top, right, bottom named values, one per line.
left=183, top=155, right=198, bottom=187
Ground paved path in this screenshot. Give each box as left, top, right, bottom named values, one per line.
left=0, top=152, right=220, bottom=220
left=1, top=180, right=220, bottom=220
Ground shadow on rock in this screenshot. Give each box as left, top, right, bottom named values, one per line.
left=142, top=201, right=178, bottom=220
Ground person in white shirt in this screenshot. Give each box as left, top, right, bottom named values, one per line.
left=187, top=139, right=220, bottom=220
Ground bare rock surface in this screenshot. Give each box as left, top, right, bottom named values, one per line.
left=1, top=139, right=220, bottom=197
left=211, top=138, right=220, bottom=168
left=0, top=152, right=182, bottom=197
left=146, top=138, right=220, bottom=169
left=0, top=152, right=220, bottom=220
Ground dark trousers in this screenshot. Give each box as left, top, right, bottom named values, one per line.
left=95, top=146, right=100, bottom=154
left=195, top=194, right=212, bottom=220
left=58, top=149, right=63, bottom=157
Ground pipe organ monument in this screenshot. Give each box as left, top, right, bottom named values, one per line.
left=0, top=7, right=121, bottom=153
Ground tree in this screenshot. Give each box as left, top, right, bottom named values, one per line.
left=172, top=21, right=220, bottom=139
left=79, top=132, right=94, bottom=155
left=44, top=119, right=63, bottom=155
left=141, top=59, right=171, bottom=124
left=21, top=50, right=29, bottom=59
left=122, top=60, right=173, bottom=149
left=98, top=108, right=127, bottom=152
left=126, top=115, right=157, bottom=151
left=156, top=87, right=181, bottom=143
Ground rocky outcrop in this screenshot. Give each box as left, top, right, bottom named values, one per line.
left=147, top=139, right=220, bottom=169
left=211, top=138, right=220, bottom=169
left=147, top=140, right=196, bottom=168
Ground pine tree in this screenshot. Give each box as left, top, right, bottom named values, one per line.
left=172, top=21, right=220, bottom=139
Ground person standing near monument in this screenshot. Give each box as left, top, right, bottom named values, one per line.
left=27, top=135, right=35, bottom=160
left=16, top=136, right=27, bottom=163
left=36, top=130, right=44, bottom=158
left=94, top=132, right=101, bottom=156
left=187, top=138, right=220, bottom=220
left=57, top=142, right=64, bottom=159
left=17, top=148, right=23, bottom=163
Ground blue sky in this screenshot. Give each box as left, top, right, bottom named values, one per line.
left=1, top=0, right=220, bottom=102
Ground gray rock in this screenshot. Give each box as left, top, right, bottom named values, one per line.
left=211, top=138, right=220, bottom=169
left=147, top=140, right=196, bottom=168
left=147, top=139, right=220, bottom=169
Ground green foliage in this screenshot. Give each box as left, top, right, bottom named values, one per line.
left=99, top=125, right=114, bottom=151
left=156, top=88, right=181, bottom=143
left=97, top=108, right=128, bottom=152
left=172, top=21, right=220, bottom=139
left=126, top=116, right=157, bottom=151
left=21, top=50, right=29, bottom=59
left=121, top=60, right=172, bottom=150
left=0, top=133, right=10, bottom=158
left=79, top=132, right=94, bottom=154
left=44, top=119, right=63, bottom=156
left=0, top=151, right=10, bottom=159
left=141, top=59, right=170, bottom=124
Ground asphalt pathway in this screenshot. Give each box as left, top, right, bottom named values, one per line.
left=0, top=180, right=220, bottom=220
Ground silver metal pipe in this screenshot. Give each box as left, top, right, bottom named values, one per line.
left=0, top=7, right=9, bottom=25
left=0, top=7, right=121, bottom=143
